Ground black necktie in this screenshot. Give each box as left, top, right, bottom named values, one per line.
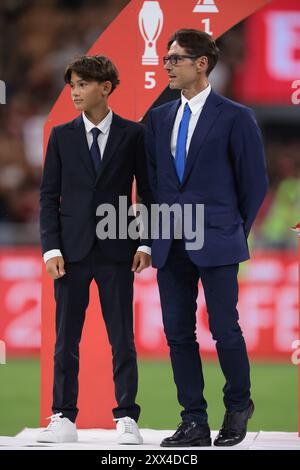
left=90, top=127, right=101, bottom=174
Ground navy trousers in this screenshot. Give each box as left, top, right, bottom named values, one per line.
left=52, top=243, right=140, bottom=423
left=157, top=239, right=251, bottom=424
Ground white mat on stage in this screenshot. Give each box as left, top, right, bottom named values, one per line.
left=0, top=429, right=299, bottom=450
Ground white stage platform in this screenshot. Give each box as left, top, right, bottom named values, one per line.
left=0, top=429, right=299, bottom=450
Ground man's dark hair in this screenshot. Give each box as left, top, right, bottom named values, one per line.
left=64, top=55, right=120, bottom=94
left=167, top=29, right=219, bottom=75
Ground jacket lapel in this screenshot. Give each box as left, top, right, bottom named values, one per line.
left=181, top=90, right=223, bottom=185
left=159, top=100, right=181, bottom=184
left=69, top=115, right=95, bottom=180
left=69, top=113, right=127, bottom=184
left=95, top=113, right=126, bottom=185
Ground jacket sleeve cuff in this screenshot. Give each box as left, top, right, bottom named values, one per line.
left=137, top=245, right=151, bottom=256
left=43, top=249, right=63, bottom=264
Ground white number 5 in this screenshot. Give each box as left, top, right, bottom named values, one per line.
left=145, top=71, right=156, bottom=89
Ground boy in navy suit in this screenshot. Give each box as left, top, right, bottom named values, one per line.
left=38, top=55, right=153, bottom=444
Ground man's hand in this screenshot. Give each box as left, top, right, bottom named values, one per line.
left=46, top=256, right=66, bottom=279
left=131, top=252, right=151, bottom=273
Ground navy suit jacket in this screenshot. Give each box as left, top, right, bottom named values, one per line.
left=40, top=113, right=153, bottom=263
left=146, top=90, right=268, bottom=268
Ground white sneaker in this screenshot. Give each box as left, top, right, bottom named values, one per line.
left=37, top=413, right=78, bottom=443
left=114, top=416, right=143, bottom=444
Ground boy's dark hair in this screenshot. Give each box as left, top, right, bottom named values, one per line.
left=167, top=29, right=219, bottom=75
left=64, top=55, right=120, bottom=94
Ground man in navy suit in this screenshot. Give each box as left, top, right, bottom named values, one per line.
left=146, top=29, right=268, bottom=447
left=38, top=55, right=153, bottom=444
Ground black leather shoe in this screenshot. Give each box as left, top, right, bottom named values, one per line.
left=160, top=421, right=211, bottom=447
left=214, top=399, right=254, bottom=447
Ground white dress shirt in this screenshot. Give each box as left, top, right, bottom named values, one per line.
left=171, top=83, right=211, bottom=157
left=82, top=108, right=112, bottom=157
left=43, top=111, right=150, bottom=263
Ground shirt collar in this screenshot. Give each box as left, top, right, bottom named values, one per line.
left=181, top=84, right=211, bottom=115
left=82, top=109, right=113, bottom=135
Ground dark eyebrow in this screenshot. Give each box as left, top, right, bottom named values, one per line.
left=70, top=79, right=88, bottom=85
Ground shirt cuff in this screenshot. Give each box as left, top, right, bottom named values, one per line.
left=43, top=249, right=63, bottom=264
left=137, top=245, right=151, bottom=256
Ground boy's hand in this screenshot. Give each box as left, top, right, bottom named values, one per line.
left=46, top=256, right=66, bottom=279
left=131, top=252, right=151, bottom=273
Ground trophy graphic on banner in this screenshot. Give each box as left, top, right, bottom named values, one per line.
left=139, top=1, right=163, bottom=65
left=193, top=0, right=219, bottom=13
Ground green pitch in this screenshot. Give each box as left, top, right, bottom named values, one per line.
left=0, top=358, right=298, bottom=436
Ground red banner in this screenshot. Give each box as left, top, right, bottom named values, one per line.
left=235, top=0, right=300, bottom=104
left=0, top=248, right=298, bottom=362
left=0, top=248, right=41, bottom=357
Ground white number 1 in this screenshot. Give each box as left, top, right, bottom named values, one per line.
left=201, top=18, right=213, bottom=36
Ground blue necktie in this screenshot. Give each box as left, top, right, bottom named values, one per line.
left=90, top=127, right=102, bottom=174
left=175, top=102, right=191, bottom=182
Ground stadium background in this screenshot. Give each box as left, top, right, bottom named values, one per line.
left=0, top=0, right=298, bottom=435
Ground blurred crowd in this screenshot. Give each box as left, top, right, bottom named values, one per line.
left=0, top=0, right=129, bottom=243
left=0, top=0, right=299, bottom=248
